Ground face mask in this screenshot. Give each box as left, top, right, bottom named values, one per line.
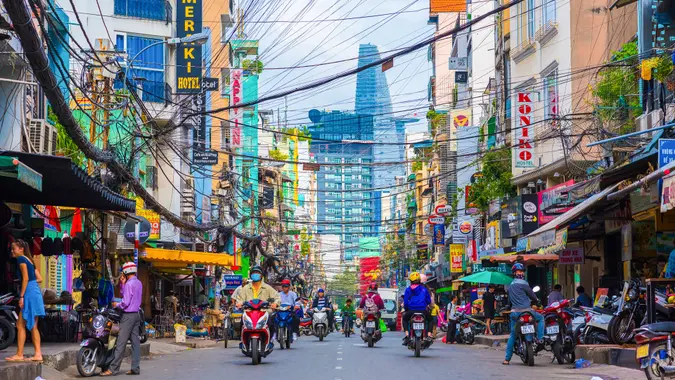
left=251, top=273, right=262, bottom=282
left=515, top=273, right=525, bottom=279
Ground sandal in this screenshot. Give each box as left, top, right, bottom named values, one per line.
left=126, top=370, right=140, bottom=376
left=5, top=356, right=26, bottom=362
left=100, top=370, right=115, bottom=377
left=29, top=357, right=43, bottom=363
left=502, top=360, right=510, bottom=365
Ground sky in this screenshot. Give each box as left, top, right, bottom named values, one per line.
left=241, top=0, right=434, bottom=133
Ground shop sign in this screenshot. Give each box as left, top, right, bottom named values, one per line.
left=433, top=223, right=445, bottom=246
left=471, top=262, right=510, bottom=274
left=435, top=205, right=451, bottom=215
left=537, top=228, right=568, bottom=255
left=424, top=223, right=432, bottom=236
left=661, top=173, right=675, bottom=213
left=450, top=244, right=464, bottom=273
left=465, top=185, right=479, bottom=215
left=459, top=221, right=472, bottom=235
left=431, top=0, right=466, bottom=13
left=417, top=245, right=429, bottom=261
left=176, top=0, right=203, bottom=93
left=124, top=215, right=152, bottom=244
left=570, top=177, right=600, bottom=202
left=630, top=182, right=658, bottom=215
left=230, top=69, right=244, bottom=148
left=605, top=202, right=631, bottom=234
left=538, top=180, right=575, bottom=224
left=201, top=77, right=219, bottom=91
left=658, top=139, right=675, bottom=168
left=521, top=194, right=538, bottom=234
left=223, top=274, right=243, bottom=289
left=467, top=239, right=477, bottom=262
left=193, top=149, right=218, bottom=165
left=515, top=92, right=535, bottom=168
left=500, top=197, right=521, bottom=238
left=559, top=247, right=584, bottom=265
left=428, top=215, right=444, bottom=224
left=484, top=220, right=500, bottom=250
left=135, top=198, right=161, bottom=240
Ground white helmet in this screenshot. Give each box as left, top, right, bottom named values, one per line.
left=122, top=262, right=137, bottom=275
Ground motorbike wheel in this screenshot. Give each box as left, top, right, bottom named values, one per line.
left=251, top=337, right=260, bottom=365
left=286, top=332, right=292, bottom=349
left=279, top=327, right=286, bottom=350
left=0, top=318, right=16, bottom=351
left=645, top=342, right=675, bottom=380
left=552, top=336, right=564, bottom=364
left=614, top=311, right=637, bottom=344
left=344, top=321, right=350, bottom=338
left=76, top=347, right=98, bottom=377
left=223, top=326, right=229, bottom=348
left=318, top=327, right=324, bottom=341
left=368, top=335, right=374, bottom=348
left=517, top=338, right=528, bottom=364
left=464, top=332, right=474, bottom=345
left=140, top=332, right=148, bottom=344
left=414, top=337, right=421, bottom=357
left=526, top=342, right=535, bottom=367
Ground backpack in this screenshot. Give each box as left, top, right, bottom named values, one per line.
left=364, top=294, right=379, bottom=313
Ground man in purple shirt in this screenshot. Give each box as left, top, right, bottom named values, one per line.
left=101, top=262, right=143, bottom=376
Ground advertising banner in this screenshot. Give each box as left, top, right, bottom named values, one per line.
left=135, top=197, right=160, bottom=240
left=176, top=0, right=202, bottom=93
left=450, top=244, right=464, bottom=273
left=484, top=220, right=500, bottom=250
left=662, top=173, right=675, bottom=212
left=430, top=0, right=467, bottom=13
left=223, top=274, right=243, bottom=289
left=500, top=197, right=521, bottom=238
left=359, top=257, right=380, bottom=294
left=449, top=108, right=471, bottom=151
left=515, top=92, right=535, bottom=168
left=230, top=69, right=244, bottom=148
left=538, top=179, right=575, bottom=224
left=433, top=223, right=445, bottom=246
left=521, top=194, right=539, bottom=234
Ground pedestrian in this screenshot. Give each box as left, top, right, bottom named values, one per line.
left=101, top=262, right=143, bottom=376
left=430, top=298, right=440, bottom=336
left=164, top=289, right=178, bottom=318
left=150, top=290, right=162, bottom=321
left=548, top=284, right=564, bottom=306
left=5, top=239, right=45, bottom=362
left=483, top=285, right=496, bottom=335
left=575, top=286, right=593, bottom=308
left=446, top=295, right=458, bottom=344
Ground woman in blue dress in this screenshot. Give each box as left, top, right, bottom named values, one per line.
left=5, top=239, right=45, bottom=362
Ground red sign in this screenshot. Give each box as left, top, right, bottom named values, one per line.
left=515, top=92, right=535, bottom=168
left=428, top=215, right=445, bottom=224
left=459, top=221, right=472, bottom=234
left=435, top=205, right=451, bottom=215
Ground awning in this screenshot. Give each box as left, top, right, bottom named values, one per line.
left=489, top=254, right=559, bottom=265
left=0, top=151, right=135, bottom=211
left=141, top=247, right=235, bottom=267
left=0, top=156, right=42, bottom=191
left=527, top=183, right=619, bottom=249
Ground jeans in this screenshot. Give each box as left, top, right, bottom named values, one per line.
left=505, top=311, right=545, bottom=361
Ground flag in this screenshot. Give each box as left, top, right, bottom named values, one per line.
left=43, top=205, right=61, bottom=232
left=70, top=208, right=83, bottom=236
left=381, top=58, right=394, bottom=72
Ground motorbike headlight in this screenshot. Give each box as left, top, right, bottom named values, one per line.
left=93, top=315, right=106, bottom=330
left=243, top=313, right=254, bottom=329
left=256, top=313, right=269, bottom=329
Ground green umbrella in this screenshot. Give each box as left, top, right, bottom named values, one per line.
left=457, top=271, right=513, bottom=285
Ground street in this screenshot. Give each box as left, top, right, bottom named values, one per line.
left=92, top=333, right=645, bottom=380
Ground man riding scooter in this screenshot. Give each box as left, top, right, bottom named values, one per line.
left=402, top=272, right=433, bottom=345
left=234, top=266, right=280, bottom=352
left=278, top=279, right=301, bottom=342
left=312, top=289, right=335, bottom=332
left=503, top=263, right=545, bottom=365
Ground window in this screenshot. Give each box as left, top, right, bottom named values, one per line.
left=221, top=120, right=230, bottom=149
left=515, top=0, right=535, bottom=44
left=543, top=0, right=556, bottom=25
left=527, top=0, right=535, bottom=40
left=117, top=34, right=165, bottom=103
left=543, top=69, right=559, bottom=128
left=114, top=0, right=168, bottom=21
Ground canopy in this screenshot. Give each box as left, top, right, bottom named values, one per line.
left=457, top=271, right=513, bottom=285
left=0, top=151, right=134, bottom=211
left=489, top=254, right=559, bottom=266
left=140, top=247, right=235, bottom=267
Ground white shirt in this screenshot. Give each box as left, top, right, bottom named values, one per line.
left=447, top=302, right=458, bottom=321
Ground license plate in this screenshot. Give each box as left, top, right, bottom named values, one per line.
left=521, top=325, right=535, bottom=334
left=413, top=323, right=425, bottom=330
left=463, top=327, right=472, bottom=334
left=366, top=321, right=376, bottom=328
left=636, top=344, right=650, bottom=359
left=546, top=325, right=559, bottom=335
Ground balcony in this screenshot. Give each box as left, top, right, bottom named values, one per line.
left=511, top=38, right=536, bottom=64
left=114, top=0, right=171, bottom=22
left=535, top=20, right=558, bottom=47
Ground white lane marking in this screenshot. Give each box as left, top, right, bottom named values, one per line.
left=335, top=366, right=342, bottom=370
left=337, top=357, right=343, bottom=361
left=337, top=351, right=342, bottom=354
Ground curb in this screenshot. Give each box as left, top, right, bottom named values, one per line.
left=44, top=343, right=151, bottom=372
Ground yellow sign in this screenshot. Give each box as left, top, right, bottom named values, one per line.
left=450, top=244, right=464, bottom=273
left=135, top=197, right=161, bottom=240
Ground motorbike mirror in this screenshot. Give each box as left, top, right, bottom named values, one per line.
left=532, top=286, right=541, bottom=293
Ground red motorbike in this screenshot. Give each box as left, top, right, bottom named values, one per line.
left=539, top=299, right=576, bottom=364
left=239, top=299, right=273, bottom=365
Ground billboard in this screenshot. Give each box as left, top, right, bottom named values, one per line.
left=450, top=244, right=464, bottom=273
left=515, top=92, right=535, bottom=168
left=430, top=0, right=466, bottom=13
left=450, top=108, right=471, bottom=151
left=176, top=0, right=203, bottom=93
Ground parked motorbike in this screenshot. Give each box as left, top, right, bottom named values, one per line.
left=455, top=312, right=475, bottom=345
left=579, top=296, right=620, bottom=345
left=406, top=312, right=432, bottom=357
left=223, top=306, right=244, bottom=348
left=361, top=311, right=382, bottom=348
left=635, top=322, right=675, bottom=380
left=312, top=307, right=330, bottom=341
left=540, top=299, right=575, bottom=364
left=239, top=299, right=273, bottom=365
left=77, top=307, right=123, bottom=377
left=0, top=294, right=17, bottom=351
left=609, top=279, right=646, bottom=345
left=275, top=304, right=294, bottom=349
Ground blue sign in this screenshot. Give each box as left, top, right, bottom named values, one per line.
left=433, top=223, right=445, bottom=246
left=659, top=139, right=675, bottom=168
left=223, top=274, right=243, bottom=289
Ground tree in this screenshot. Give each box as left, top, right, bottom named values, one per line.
left=468, top=149, right=516, bottom=212
left=329, top=268, right=358, bottom=298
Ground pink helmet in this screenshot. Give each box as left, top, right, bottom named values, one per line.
left=420, top=273, right=428, bottom=283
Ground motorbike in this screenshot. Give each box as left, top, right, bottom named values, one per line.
left=580, top=306, right=614, bottom=344
left=361, top=311, right=382, bottom=348
left=511, top=286, right=545, bottom=366
left=239, top=299, right=273, bottom=365
left=406, top=312, right=432, bottom=357
left=608, top=279, right=646, bottom=345
left=312, top=307, right=330, bottom=341
left=77, top=307, right=123, bottom=377
left=275, top=304, right=294, bottom=349
left=635, top=322, right=675, bottom=380
left=0, top=294, right=17, bottom=351
left=540, top=299, right=576, bottom=364
left=455, top=312, right=475, bottom=345
left=299, top=315, right=313, bottom=336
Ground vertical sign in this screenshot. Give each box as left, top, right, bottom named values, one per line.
left=521, top=194, right=539, bottom=234
left=450, top=244, right=464, bottom=273
left=192, top=91, right=207, bottom=150
left=176, top=0, right=203, bottom=93
left=230, top=69, right=243, bottom=148
left=450, top=108, right=471, bottom=151
left=515, top=92, right=535, bottom=168
left=433, top=223, right=445, bottom=246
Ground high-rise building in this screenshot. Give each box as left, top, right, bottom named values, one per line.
left=309, top=110, right=376, bottom=261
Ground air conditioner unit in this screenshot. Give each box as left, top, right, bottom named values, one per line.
left=636, top=109, right=664, bottom=134
left=28, top=119, right=57, bottom=155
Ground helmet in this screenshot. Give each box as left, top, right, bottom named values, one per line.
left=250, top=265, right=263, bottom=275
left=122, top=262, right=137, bottom=275
left=281, top=279, right=291, bottom=286
left=409, top=272, right=421, bottom=283
left=512, top=263, right=525, bottom=273
left=369, top=282, right=378, bottom=292
left=420, top=273, right=428, bottom=283
left=317, top=288, right=325, bottom=294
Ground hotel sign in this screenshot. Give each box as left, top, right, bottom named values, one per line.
left=176, top=0, right=203, bottom=93
left=515, top=92, right=535, bottom=168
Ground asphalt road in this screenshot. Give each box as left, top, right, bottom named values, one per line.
left=95, top=332, right=646, bottom=380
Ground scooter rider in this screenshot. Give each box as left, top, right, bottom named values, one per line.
left=234, top=266, right=280, bottom=351
left=278, top=279, right=301, bottom=341
left=359, top=282, right=385, bottom=316
left=402, top=272, right=433, bottom=345
left=503, top=263, right=545, bottom=365
left=312, top=289, right=335, bottom=332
